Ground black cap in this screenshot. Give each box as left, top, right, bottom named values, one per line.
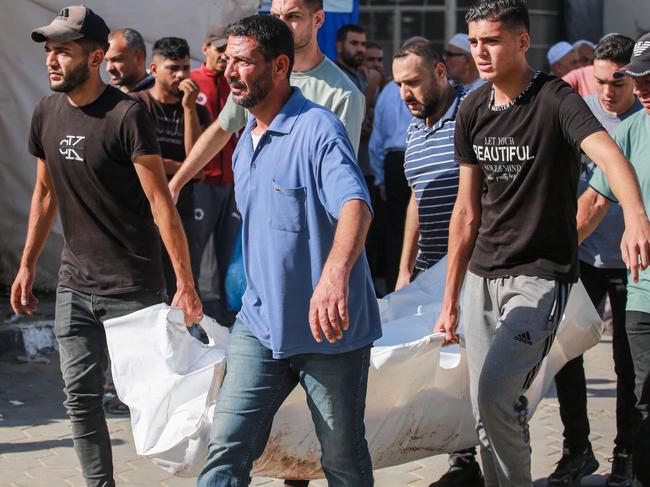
left=614, top=33, right=650, bottom=78
left=31, top=6, right=110, bottom=44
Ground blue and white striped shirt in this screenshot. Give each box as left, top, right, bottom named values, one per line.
left=405, top=86, right=466, bottom=270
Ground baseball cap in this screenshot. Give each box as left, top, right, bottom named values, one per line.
left=31, top=5, right=110, bottom=44
left=547, top=41, right=574, bottom=66
left=205, top=24, right=228, bottom=48
left=448, top=33, right=471, bottom=54
left=614, top=33, right=650, bottom=78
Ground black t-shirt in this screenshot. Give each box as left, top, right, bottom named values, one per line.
left=131, top=90, right=211, bottom=218
left=28, top=85, right=164, bottom=294
left=455, top=72, right=605, bottom=282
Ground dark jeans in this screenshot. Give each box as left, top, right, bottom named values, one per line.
left=383, top=150, right=409, bottom=293
left=626, top=311, right=650, bottom=487
left=554, top=262, right=639, bottom=453
left=197, top=321, right=374, bottom=487
left=54, top=286, right=164, bottom=487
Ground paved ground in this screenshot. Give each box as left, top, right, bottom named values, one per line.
left=0, top=324, right=618, bottom=487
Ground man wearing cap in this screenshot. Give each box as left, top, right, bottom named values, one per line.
left=550, top=34, right=641, bottom=487
left=11, top=7, right=202, bottom=487
left=548, top=41, right=580, bottom=77
left=574, top=39, right=596, bottom=67
left=190, top=24, right=240, bottom=324
left=168, top=0, right=364, bottom=204
left=580, top=32, right=650, bottom=487
left=445, top=33, right=484, bottom=92
left=105, top=28, right=153, bottom=93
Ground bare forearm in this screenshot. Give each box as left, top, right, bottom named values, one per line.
left=442, top=204, right=480, bottom=309
left=162, top=158, right=181, bottom=175
left=183, top=106, right=202, bottom=156
left=577, top=187, right=610, bottom=244
left=325, top=200, right=372, bottom=274
left=399, top=192, right=419, bottom=274
left=21, top=186, right=57, bottom=270
left=170, top=120, right=231, bottom=194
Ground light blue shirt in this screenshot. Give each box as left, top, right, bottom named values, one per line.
left=233, top=88, right=382, bottom=358
left=369, top=81, right=412, bottom=185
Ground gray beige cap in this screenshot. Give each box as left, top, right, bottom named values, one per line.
left=31, top=5, right=110, bottom=44
left=205, top=24, right=228, bottom=48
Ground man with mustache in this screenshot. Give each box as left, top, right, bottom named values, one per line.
left=132, top=37, right=211, bottom=299
left=392, top=39, right=483, bottom=487
left=197, top=14, right=379, bottom=487
left=12, top=7, right=202, bottom=486
left=168, top=0, right=364, bottom=202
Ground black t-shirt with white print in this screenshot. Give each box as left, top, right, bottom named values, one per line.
left=455, top=72, right=605, bottom=282
left=28, top=85, right=164, bottom=295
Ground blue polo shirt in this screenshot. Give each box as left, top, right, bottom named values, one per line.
left=233, top=88, right=382, bottom=358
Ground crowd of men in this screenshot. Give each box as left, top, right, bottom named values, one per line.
left=8, top=0, right=650, bottom=486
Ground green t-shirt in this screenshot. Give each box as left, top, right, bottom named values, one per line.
left=218, top=56, right=364, bottom=154
left=590, top=110, right=650, bottom=313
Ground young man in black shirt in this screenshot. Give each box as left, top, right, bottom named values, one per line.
left=435, top=1, right=650, bottom=486
left=132, top=37, right=211, bottom=299
left=11, top=7, right=202, bottom=487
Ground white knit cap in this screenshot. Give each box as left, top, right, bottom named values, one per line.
left=573, top=39, right=595, bottom=49
left=547, top=41, right=574, bottom=65
left=448, top=33, right=471, bottom=53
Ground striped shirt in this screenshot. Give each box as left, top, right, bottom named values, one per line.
left=405, top=86, right=466, bottom=270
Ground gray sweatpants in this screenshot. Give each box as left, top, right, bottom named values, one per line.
left=463, top=271, right=571, bottom=487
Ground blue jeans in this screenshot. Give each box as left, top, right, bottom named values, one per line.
left=197, top=320, right=374, bottom=487
left=55, top=286, right=164, bottom=487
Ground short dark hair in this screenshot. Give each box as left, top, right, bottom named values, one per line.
left=152, top=37, right=190, bottom=60
left=465, top=0, right=530, bottom=32
left=366, top=41, right=382, bottom=50
left=336, top=24, right=365, bottom=43
left=121, top=28, right=147, bottom=57
left=303, top=0, right=323, bottom=11
left=226, top=15, right=295, bottom=74
left=394, top=40, right=444, bottom=69
left=594, top=34, right=635, bottom=65
left=77, top=37, right=109, bottom=54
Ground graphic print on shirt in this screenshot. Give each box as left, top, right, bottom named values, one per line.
left=59, top=135, right=85, bottom=161
left=473, top=136, right=535, bottom=183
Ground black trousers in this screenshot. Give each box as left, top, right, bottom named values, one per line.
left=383, top=150, right=410, bottom=293
left=554, top=261, right=640, bottom=452
left=626, top=311, right=650, bottom=487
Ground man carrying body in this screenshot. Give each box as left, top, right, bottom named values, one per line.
left=11, top=7, right=201, bottom=487
left=190, top=24, right=240, bottom=324
left=197, top=14, right=380, bottom=487
left=550, top=34, right=641, bottom=487
left=105, top=28, right=153, bottom=93
left=436, top=1, right=650, bottom=486
left=132, top=37, right=211, bottom=299
left=392, top=40, right=483, bottom=487
left=580, top=32, right=650, bottom=487
left=445, top=33, right=485, bottom=92
left=168, top=0, right=364, bottom=202
left=548, top=41, right=580, bottom=77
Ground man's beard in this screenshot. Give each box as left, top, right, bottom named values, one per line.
left=342, top=50, right=364, bottom=69
left=228, top=68, right=273, bottom=109
left=409, top=91, right=441, bottom=120
left=49, top=61, right=90, bottom=93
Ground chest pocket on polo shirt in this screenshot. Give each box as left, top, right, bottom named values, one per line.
left=270, top=180, right=307, bottom=233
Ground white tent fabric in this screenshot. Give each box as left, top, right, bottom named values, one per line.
left=0, top=0, right=259, bottom=289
